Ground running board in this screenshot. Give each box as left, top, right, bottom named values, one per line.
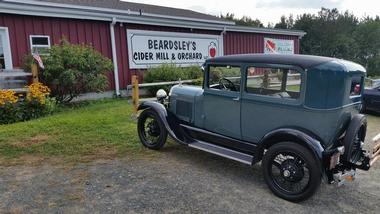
left=188, top=141, right=253, bottom=165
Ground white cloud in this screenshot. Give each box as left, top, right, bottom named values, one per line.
left=122, top=0, right=379, bottom=24
left=256, top=0, right=342, bottom=9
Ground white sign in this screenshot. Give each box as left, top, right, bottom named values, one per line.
left=127, top=29, right=223, bottom=69
left=264, top=38, right=294, bottom=54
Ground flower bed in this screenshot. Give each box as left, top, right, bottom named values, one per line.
left=0, top=83, right=55, bottom=124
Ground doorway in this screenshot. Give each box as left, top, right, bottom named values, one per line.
left=0, top=27, right=13, bottom=70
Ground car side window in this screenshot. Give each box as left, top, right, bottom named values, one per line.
left=245, top=66, right=301, bottom=99
left=208, top=65, right=241, bottom=92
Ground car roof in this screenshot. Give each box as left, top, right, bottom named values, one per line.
left=206, top=54, right=353, bottom=70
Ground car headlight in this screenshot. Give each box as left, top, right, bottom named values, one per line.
left=156, top=89, right=167, bottom=101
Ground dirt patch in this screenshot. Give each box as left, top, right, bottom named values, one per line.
left=72, top=147, right=119, bottom=163
left=10, top=134, right=50, bottom=148
left=0, top=155, right=45, bottom=167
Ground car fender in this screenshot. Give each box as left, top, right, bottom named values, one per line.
left=259, top=128, right=325, bottom=162
left=138, top=101, right=187, bottom=145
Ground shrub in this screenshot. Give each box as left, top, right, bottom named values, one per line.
left=144, top=64, right=203, bottom=95
left=24, top=39, right=113, bottom=103
left=0, top=83, right=56, bottom=124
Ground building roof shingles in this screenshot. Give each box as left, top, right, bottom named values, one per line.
left=37, top=0, right=227, bottom=22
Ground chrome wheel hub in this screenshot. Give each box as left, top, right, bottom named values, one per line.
left=283, top=170, right=291, bottom=177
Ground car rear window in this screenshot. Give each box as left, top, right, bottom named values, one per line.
left=350, top=76, right=363, bottom=96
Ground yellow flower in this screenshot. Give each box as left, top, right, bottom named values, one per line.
left=26, top=82, right=51, bottom=105
left=0, top=89, right=18, bottom=106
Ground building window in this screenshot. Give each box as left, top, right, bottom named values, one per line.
left=30, top=35, right=50, bottom=55
left=245, top=66, right=301, bottom=99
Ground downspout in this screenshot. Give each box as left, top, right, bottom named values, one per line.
left=220, top=27, right=227, bottom=56
left=110, top=17, right=120, bottom=96
left=221, top=26, right=227, bottom=36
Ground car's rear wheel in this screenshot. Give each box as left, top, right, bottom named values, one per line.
left=343, top=114, right=367, bottom=164
left=262, top=142, right=321, bottom=202
left=137, top=109, right=168, bottom=150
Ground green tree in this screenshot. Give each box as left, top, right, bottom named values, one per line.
left=220, top=13, right=263, bottom=27
left=288, top=8, right=380, bottom=76
left=353, top=16, right=380, bottom=77
left=291, top=8, right=358, bottom=59
left=274, top=15, right=294, bottom=29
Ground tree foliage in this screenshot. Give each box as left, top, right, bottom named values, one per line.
left=220, top=13, right=263, bottom=27
left=275, top=15, right=294, bottom=29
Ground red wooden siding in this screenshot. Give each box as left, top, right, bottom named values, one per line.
left=0, top=13, right=115, bottom=89
left=224, top=31, right=300, bottom=55
left=0, top=13, right=301, bottom=91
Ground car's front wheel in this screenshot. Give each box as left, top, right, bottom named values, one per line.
left=137, top=109, right=168, bottom=150
left=262, top=142, right=321, bottom=202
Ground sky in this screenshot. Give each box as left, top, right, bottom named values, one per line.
left=123, top=0, right=379, bottom=25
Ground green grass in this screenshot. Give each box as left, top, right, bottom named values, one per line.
left=0, top=99, right=145, bottom=164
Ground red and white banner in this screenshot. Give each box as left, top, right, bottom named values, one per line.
left=264, top=38, right=294, bottom=54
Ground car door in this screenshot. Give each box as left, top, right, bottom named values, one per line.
left=202, top=64, right=242, bottom=139
left=241, top=64, right=305, bottom=143
left=366, top=86, right=380, bottom=111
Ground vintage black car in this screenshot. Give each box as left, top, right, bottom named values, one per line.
left=136, top=54, right=380, bottom=202
left=363, top=80, right=380, bottom=113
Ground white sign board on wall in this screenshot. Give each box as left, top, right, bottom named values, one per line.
left=127, top=29, right=223, bottom=69
left=264, top=38, right=294, bottom=54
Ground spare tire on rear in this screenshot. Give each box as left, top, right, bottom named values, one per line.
left=343, top=114, right=367, bottom=164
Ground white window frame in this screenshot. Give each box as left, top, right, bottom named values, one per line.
left=29, top=35, right=51, bottom=55
left=0, top=27, right=13, bottom=69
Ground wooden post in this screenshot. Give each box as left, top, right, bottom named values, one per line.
left=132, top=75, right=139, bottom=118
left=31, top=62, right=39, bottom=83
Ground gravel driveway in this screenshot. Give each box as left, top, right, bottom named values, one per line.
left=1, top=115, right=380, bottom=214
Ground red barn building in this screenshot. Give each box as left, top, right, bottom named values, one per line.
left=0, top=0, right=305, bottom=95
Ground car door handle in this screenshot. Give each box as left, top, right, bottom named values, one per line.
left=232, top=97, right=240, bottom=101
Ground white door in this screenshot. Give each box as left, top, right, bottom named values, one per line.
left=0, top=27, right=13, bottom=70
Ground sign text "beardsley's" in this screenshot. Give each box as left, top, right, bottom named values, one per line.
left=148, top=40, right=197, bottom=51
